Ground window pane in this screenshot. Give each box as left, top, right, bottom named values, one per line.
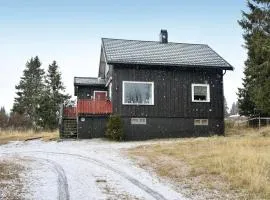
left=194, top=86, right=207, bottom=100
left=194, top=119, right=201, bottom=125
left=124, top=82, right=153, bottom=104
left=201, top=119, right=208, bottom=125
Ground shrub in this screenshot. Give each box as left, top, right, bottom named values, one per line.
left=105, top=115, right=124, bottom=141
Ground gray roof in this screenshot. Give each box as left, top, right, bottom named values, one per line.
left=102, top=38, right=233, bottom=70
left=74, top=77, right=106, bottom=86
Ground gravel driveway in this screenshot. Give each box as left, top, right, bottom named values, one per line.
left=0, top=139, right=187, bottom=200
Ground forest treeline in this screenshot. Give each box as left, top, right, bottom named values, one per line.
left=0, top=56, right=70, bottom=131
left=237, top=0, right=270, bottom=116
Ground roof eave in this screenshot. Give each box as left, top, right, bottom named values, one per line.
left=107, top=61, right=234, bottom=70
left=74, top=83, right=106, bottom=86
left=74, top=77, right=106, bottom=86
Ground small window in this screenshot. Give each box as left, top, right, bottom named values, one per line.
left=94, top=91, right=107, bottom=100
left=123, top=81, right=154, bottom=105
left=192, top=84, right=210, bottom=102
left=194, top=119, right=208, bottom=126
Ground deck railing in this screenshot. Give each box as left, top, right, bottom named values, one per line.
left=62, top=99, right=112, bottom=118
left=63, top=107, right=77, bottom=118
left=77, top=99, right=112, bottom=115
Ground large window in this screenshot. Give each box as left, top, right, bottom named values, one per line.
left=122, top=81, right=154, bottom=105
left=192, top=84, right=210, bottom=102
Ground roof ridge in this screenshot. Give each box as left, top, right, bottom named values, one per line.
left=101, top=37, right=208, bottom=46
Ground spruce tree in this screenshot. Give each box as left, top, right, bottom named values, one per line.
left=38, top=61, right=70, bottom=130
left=238, top=0, right=270, bottom=116
left=224, top=97, right=229, bottom=117
left=0, top=106, right=8, bottom=128
left=13, top=56, right=45, bottom=127
left=230, top=102, right=239, bottom=115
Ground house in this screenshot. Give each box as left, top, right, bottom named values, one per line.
left=60, top=30, right=234, bottom=140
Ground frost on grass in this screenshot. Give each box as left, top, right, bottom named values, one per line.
left=0, top=156, right=58, bottom=200
left=96, top=177, right=143, bottom=200
left=0, top=139, right=186, bottom=200
left=0, top=158, right=27, bottom=200
left=22, top=158, right=58, bottom=200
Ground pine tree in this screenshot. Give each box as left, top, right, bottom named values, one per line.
left=0, top=107, right=6, bottom=115
left=238, top=77, right=255, bottom=116
left=0, top=106, right=8, bottom=128
left=38, top=61, right=70, bottom=130
left=238, top=0, right=270, bottom=116
left=224, top=97, right=229, bottom=117
left=13, top=56, right=45, bottom=127
left=230, top=102, right=239, bottom=115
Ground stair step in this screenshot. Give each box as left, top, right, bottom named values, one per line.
left=60, top=119, right=77, bottom=138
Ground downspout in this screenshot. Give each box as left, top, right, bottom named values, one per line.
left=222, top=69, right=227, bottom=135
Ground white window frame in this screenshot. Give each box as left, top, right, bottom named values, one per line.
left=93, top=91, right=107, bottom=99
left=109, top=82, right=112, bottom=100
left=122, top=81, right=154, bottom=105
left=191, top=84, right=210, bottom=102
left=194, top=119, right=209, bottom=126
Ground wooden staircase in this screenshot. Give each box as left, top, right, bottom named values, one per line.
left=60, top=118, right=77, bottom=138
left=59, top=99, right=112, bottom=138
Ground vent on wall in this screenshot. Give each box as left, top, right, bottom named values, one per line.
left=194, top=119, right=208, bottom=126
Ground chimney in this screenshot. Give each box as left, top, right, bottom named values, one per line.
left=159, top=29, right=168, bottom=43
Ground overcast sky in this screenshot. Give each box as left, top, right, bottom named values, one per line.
left=0, top=0, right=247, bottom=112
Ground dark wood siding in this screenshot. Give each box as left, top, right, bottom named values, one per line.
left=121, top=117, right=224, bottom=140
left=77, top=116, right=108, bottom=139
left=111, top=64, right=225, bottom=139
left=112, top=64, right=224, bottom=119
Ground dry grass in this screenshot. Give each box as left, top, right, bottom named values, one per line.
left=128, top=126, right=270, bottom=199
left=0, top=159, right=25, bottom=199
left=0, top=130, right=59, bottom=145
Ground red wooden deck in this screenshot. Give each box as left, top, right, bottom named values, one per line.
left=62, top=100, right=112, bottom=118
left=77, top=99, right=112, bottom=114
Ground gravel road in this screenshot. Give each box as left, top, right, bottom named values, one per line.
left=0, top=139, right=187, bottom=200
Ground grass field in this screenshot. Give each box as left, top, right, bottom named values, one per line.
left=128, top=126, right=270, bottom=199
left=1, top=126, right=270, bottom=199
left=0, top=130, right=59, bottom=145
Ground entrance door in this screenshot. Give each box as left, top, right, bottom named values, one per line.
left=94, top=91, right=107, bottom=100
